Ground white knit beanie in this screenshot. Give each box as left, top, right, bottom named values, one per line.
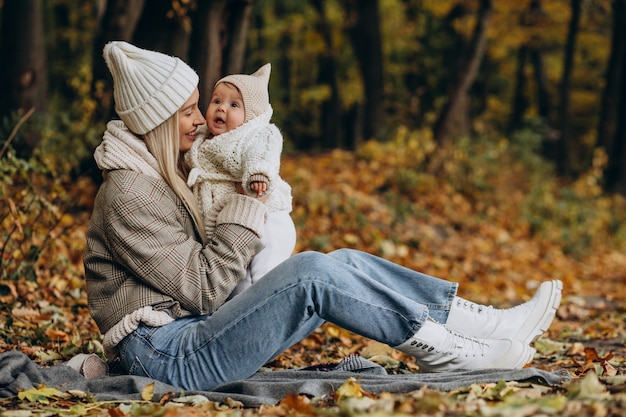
left=216, top=63, right=271, bottom=123
left=103, top=41, right=199, bottom=135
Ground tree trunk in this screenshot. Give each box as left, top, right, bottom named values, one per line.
left=508, top=0, right=551, bottom=137
left=558, top=0, right=582, bottom=175
left=0, top=0, right=47, bottom=152
left=91, top=0, right=145, bottom=124
left=508, top=46, right=529, bottom=133
left=189, top=0, right=254, bottom=112
left=598, top=0, right=626, bottom=194
left=530, top=48, right=550, bottom=123
left=524, top=0, right=551, bottom=123
left=433, top=0, right=493, bottom=145
left=189, top=0, right=225, bottom=112
left=345, top=0, right=384, bottom=144
left=312, top=0, right=343, bottom=149
left=613, top=76, right=626, bottom=195
left=133, top=0, right=190, bottom=58
left=223, top=0, right=254, bottom=75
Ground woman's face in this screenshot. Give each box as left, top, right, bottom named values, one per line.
left=178, top=89, right=205, bottom=152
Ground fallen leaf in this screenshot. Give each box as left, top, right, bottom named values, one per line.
left=335, top=377, right=373, bottom=401
left=567, top=342, right=586, bottom=356
left=44, top=328, right=69, bottom=342
left=35, top=350, right=62, bottom=364
left=279, top=393, right=314, bottom=415
left=11, top=307, right=40, bottom=320
left=567, top=372, right=609, bottom=399
left=141, top=382, right=155, bottom=401
left=17, top=385, right=64, bottom=404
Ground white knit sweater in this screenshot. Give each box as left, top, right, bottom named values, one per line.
left=186, top=107, right=292, bottom=238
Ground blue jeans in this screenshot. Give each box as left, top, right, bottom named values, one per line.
left=117, top=249, right=458, bottom=390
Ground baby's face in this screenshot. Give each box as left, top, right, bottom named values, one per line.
left=205, top=82, right=245, bottom=136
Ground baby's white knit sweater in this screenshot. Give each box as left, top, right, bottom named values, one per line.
left=186, top=107, right=292, bottom=238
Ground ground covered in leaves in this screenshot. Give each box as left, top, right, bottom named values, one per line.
left=1, top=130, right=625, bottom=415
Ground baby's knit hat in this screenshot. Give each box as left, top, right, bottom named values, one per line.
left=216, top=63, right=271, bottom=123
left=103, top=41, right=199, bottom=135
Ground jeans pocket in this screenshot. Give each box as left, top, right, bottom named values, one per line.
left=118, top=330, right=157, bottom=378
left=128, top=355, right=152, bottom=378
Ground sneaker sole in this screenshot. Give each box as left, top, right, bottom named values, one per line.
left=516, top=280, right=563, bottom=345
left=516, top=345, right=537, bottom=369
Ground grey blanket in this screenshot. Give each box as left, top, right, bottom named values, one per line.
left=0, top=351, right=571, bottom=407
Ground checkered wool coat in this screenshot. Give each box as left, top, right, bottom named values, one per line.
left=84, top=122, right=267, bottom=336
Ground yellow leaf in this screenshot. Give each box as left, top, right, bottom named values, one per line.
left=142, top=381, right=155, bottom=401
left=343, top=233, right=359, bottom=245
left=60, top=213, right=75, bottom=227
left=326, top=326, right=340, bottom=338
left=69, top=403, right=87, bottom=415
left=36, top=350, right=62, bottom=364
left=17, top=385, right=63, bottom=404
left=336, top=377, right=371, bottom=401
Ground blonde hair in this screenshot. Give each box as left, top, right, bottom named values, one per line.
left=143, top=113, right=206, bottom=244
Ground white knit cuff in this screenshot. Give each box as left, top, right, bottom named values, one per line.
left=217, top=194, right=268, bottom=236
left=102, top=306, right=174, bottom=360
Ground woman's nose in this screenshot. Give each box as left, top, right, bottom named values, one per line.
left=195, top=111, right=206, bottom=125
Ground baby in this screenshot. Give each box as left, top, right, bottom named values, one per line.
left=186, top=63, right=295, bottom=297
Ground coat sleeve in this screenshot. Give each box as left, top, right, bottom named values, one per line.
left=104, top=180, right=266, bottom=315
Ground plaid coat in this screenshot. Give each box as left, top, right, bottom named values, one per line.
left=84, top=169, right=266, bottom=335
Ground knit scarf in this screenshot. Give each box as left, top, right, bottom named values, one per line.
left=94, top=120, right=162, bottom=179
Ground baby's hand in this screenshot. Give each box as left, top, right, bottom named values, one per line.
left=237, top=182, right=269, bottom=203
left=250, top=181, right=268, bottom=197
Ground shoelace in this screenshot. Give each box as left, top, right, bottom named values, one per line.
left=444, top=327, right=488, bottom=357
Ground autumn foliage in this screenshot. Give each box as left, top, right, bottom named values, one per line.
left=1, top=124, right=625, bottom=415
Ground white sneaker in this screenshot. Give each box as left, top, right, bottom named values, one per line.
left=395, top=319, right=535, bottom=372
left=446, top=280, right=562, bottom=344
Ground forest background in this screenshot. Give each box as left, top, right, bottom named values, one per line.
left=1, top=0, right=625, bottom=415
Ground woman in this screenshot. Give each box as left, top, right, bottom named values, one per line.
left=84, top=41, right=562, bottom=391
